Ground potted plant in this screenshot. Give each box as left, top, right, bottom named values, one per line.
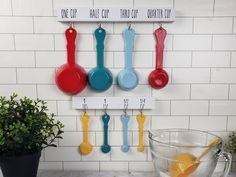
left=0, top=94, right=64, bottom=177
left=225, top=132, right=236, bottom=154
left=225, top=131, right=236, bottom=171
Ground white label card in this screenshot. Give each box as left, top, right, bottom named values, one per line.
left=57, top=8, right=175, bottom=22
left=72, top=97, right=155, bottom=110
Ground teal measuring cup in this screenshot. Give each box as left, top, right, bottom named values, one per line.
left=117, top=28, right=138, bottom=90
left=88, top=27, right=113, bottom=92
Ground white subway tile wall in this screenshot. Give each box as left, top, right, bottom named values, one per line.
left=0, top=0, right=235, bottom=173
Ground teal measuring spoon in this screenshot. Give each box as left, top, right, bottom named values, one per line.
left=88, top=27, right=113, bottom=92
left=121, top=112, right=130, bottom=152
left=101, top=113, right=111, bottom=153
left=117, top=28, right=138, bottom=90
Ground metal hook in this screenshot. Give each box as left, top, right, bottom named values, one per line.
left=82, top=103, right=87, bottom=114
left=69, top=22, right=73, bottom=28
left=159, top=22, right=163, bottom=28
left=98, top=22, right=102, bottom=28
left=103, top=103, right=108, bottom=115
left=139, top=100, right=145, bottom=116
left=124, top=101, right=128, bottom=114
left=128, top=22, right=131, bottom=30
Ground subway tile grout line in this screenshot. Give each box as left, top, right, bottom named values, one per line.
left=213, top=0, right=216, bottom=16
left=228, top=84, right=231, bottom=100
left=208, top=100, right=210, bottom=116
left=192, top=17, right=194, bottom=34
left=226, top=115, right=229, bottom=131
left=51, top=0, right=54, bottom=17
left=32, top=16, right=35, bottom=33
left=10, top=0, right=13, bottom=16
left=33, top=49, right=37, bottom=68
left=230, top=51, right=233, bottom=67
left=231, top=17, right=234, bottom=34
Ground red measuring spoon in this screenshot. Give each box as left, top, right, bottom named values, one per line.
left=148, top=27, right=169, bottom=89
left=55, top=27, right=87, bottom=95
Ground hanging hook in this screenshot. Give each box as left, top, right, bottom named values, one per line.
left=124, top=99, right=128, bottom=114
left=69, top=22, right=73, bottom=28
left=128, top=22, right=131, bottom=30
left=98, top=22, right=102, bottom=28
left=103, top=104, right=108, bottom=115
left=82, top=103, right=87, bottom=114
left=139, top=99, right=145, bottom=116
left=158, top=22, right=163, bottom=29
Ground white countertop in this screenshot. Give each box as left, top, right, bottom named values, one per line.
left=37, top=171, right=236, bottom=177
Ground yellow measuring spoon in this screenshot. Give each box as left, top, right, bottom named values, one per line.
left=79, top=113, right=93, bottom=155
left=137, top=113, right=146, bottom=152
left=171, top=138, right=221, bottom=177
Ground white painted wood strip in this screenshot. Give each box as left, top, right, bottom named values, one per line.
left=57, top=8, right=175, bottom=22
left=72, top=97, right=155, bottom=110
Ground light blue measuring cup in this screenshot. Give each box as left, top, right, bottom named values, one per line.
left=117, top=28, right=139, bottom=90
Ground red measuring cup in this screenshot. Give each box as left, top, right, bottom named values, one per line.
left=55, top=27, right=87, bottom=95
left=148, top=27, right=169, bottom=89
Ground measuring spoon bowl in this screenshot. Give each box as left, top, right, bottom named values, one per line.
left=121, top=145, right=130, bottom=152
left=101, top=144, right=111, bottom=153
left=79, top=142, right=93, bottom=155
left=118, top=69, right=138, bottom=90
left=148, top=69, right=169, bottom=89
left=88, top=67, right=113, bottom=91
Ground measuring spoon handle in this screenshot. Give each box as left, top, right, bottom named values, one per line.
left=65, top=27, right=77, bottom=65
left=102, top=114, right=110, bottom=146
left=81, top=114, right=90, bottom=143
left=95, top=27, right=106, bottom=68
left=123, top=28, right=135, bottom=69
left=154, top=27, right=167, bottom=69
left=137, top=114, right=146, bottom=152
left=122, top=114, right=130, bottom=147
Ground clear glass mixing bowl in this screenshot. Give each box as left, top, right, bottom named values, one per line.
left=149, top=129, right=232, bottom=177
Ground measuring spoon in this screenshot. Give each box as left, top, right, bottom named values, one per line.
left=101, top=113, right=111, bottom=153
left=148, top=27, right=169, bottom=89
left=88, top=27, right=113, bottom=92
left=121, top=112, right=130, bottom=152
left=79, top=113, right=93, bottom=155
left=117, top=28, right=138, bottom=90
left=137, top=113, right=146, bottom=152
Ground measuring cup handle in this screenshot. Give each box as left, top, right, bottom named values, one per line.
left=65, top=27, right=77, bottom=65
left=123, top=29, right=135, bottom=69
left=219, top=151, right=232, bottom=177
left=95, top=27, right=106, bottom=68
left=154, top=27, right=167, bottom=69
